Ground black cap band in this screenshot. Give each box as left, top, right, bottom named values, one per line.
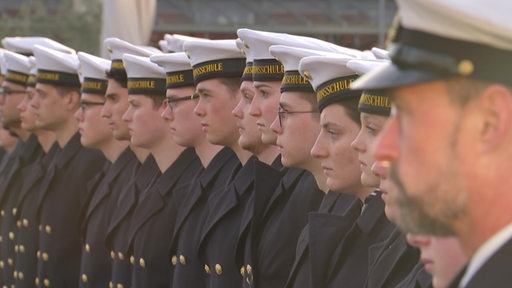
left=166, top=70, right=194, bottom=88
left=81, top=77, right=108, bottom=95
left=192, top=58, right=246, bottom=84
left=391, top=26, right=512, bottom=86
left=317, top=75, right=361, bottom=111
left=27, top=74, right=36, bottom=88
left=252, top=59, right=284, bottom=82
left=127, top=77, right=166, bottom=96
left=37, top=69, right=81, bottom=87
left=5, top=70, right=29, bottom=86
left=280, top=71, right=313, bottom=93
left=109, top=59, right=125, bottom=74
left=241, top=62, right=253, bottom=82
left=358, top=90, right=391, bottom=116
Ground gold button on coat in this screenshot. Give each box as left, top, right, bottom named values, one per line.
left=16, top=220, right=21, bottom=228
left=179, top=255, right=186, bottom=265
left=0, top=261, right=4, bottom=268
left=215, top=264, right=222, bottom=275
left=45, top=225, right=52, bottom=234
left=139, top=258, right=145, bottom=268
left=204, top=264, right=210, bottom=274
left=43, top=278, right=50, bottom=287
left=8, top=232, right=14, bottom=240
left=116, top=284, right=124, bottom=288
left=171, top=255, right=177, bottom=266
left=7, top=258, right=13, bottom=266
left=85, top=244, right=90, bottom=253
left=18, top=271, right=24, bottom=280
left=246, top=265, right=252, bottom=274
left=19, top=245, right=25, bottom=253
left=22, top=219, right=29, bottom=227
left=108, top=281, right=113, bottom=288
left=13, top=270, right=18, bottom=279
left=110, top=251, right=115, bottom=259
left=240, top=266, right=245, bottom=276
left=42, top=253, right=49, bottom=261
left=12, top=208, right=17, bottom=216
left=81, top=274, right=88, bottom=283
left=118, top=252, right=124, bottom=260
left=130, top=256, right=135, bottom=264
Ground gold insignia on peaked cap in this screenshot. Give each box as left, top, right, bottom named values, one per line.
left=185, top=50, right=191, bottom=59
left=457, top=59, right=474, bottom=76
left=107, top=46, right=113, bottom=53
left=243, top=40, right=249, bottom=49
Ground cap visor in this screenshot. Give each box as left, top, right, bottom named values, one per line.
left=351, top=62, right=442, bottom=90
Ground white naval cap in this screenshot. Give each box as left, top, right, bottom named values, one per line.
left=270, top=45, right=355, bottom=93
left=3, top=50, right=31, bottom=86
left=352, top=0, right=512, bottom=90
left=164, top=34, right=208, bottom=53
left=104, top=37, right=162, bottom=74
left=236, top=38, right=254, bottom=82
left=183, top=39, right=246, bottom=84
left=370, top=47, right=390, bottom=60
left=122, top=54, right=166, bottom=96
left=33, top=44, right=80, bottom=87
left=150, top=52, right=194, bottom=88
left=77, top=52, right=111, bottom=95
left=298, top=54, right=361, bottom=111
left=1, top=36, right=75, bottom=55
left=0, top=49, right=7, bottom=75
left=346, top=59, right=392, bottom=116
left=159, top=38, right=171, bottom=53
left=27, top=56, right=37, bottom=87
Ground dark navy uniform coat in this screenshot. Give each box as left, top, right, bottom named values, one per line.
left=14, top=143, right=59, bottom=288
left=129, top=148, right=200, bottom=287
left=106, top=154, right=160, bottom=288
left=79, top=148, right=138, bottom=288
left=170, top=147, right=239, bottom=288
left=34, top=133, right=105, bottom=288
left=285, top=191, right=361, bottom=288
left=365, top=227, right=422, bottom=288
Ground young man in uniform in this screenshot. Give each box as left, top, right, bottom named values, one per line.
left=31, top=45, right=105, bottom=287
left=75, top=52, right=137, bottom=287
left=122, top=53, right=201, bottom=287
left=101, top=38, right=161, bottom=288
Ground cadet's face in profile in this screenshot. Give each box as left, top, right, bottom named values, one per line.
left=162, top=86, right=202, bottom=147
left=74, top=93, right=112, bottom=149
left=33, top=83, right=71, bottom=131
left=373, top=81, right=467, bottom=235
left=351, top=113, right=388, bottom=188
left=406, top=234, right=467, bottom=288
left=123, top=95, right=167, bottom=150
left=311, top=104, right=362, bottom=192
left=271, top=91, right=319, bottom=169
left=18, top=86, right=38, bottom=132
left=0, top=82, right=25, bottom=127
left=194, top=79, right=240, bottom=147
left=233, top=81, right=264, bottom=154
left=102, top=79, right=131, bottom=141
left=371, top=160, right=398, bottom=221
left=250, top=81, right=282, bottom=145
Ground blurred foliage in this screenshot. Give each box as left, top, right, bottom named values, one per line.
left=0, top=0, right=102, bottom=54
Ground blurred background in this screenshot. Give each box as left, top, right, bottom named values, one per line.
left=0, top=0, right=397, bottom=55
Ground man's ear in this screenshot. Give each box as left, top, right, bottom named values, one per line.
left=477, top=84, right=512, bottom=152
left=65, top=90, right=81, bottom=110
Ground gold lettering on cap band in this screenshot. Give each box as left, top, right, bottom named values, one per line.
left=282, top=74, right=309, bottom=86
left=167, top=74, right=185, bottom=84
left=316, top=79, right=354, bottom=102
left=252, top=64, right=284, bottom=75
left=111, top=61, right=125, bottom=70
left=82, top=80, right=104, bottom=90
left=5, top=71, right=28, bottom=83
left=359, top=92, right=392, bottom=109
left=193, top=63, right=224, bottom=78
left=37, top=72, right=60, bottom=81
left=127, top=80, right=156, bottom=89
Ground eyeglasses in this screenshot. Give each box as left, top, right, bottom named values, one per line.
left=278, top=105, right=319, bottom=127
left=0, top=87, right=26, bottom=99
left=165, top=93, right=198, bottom=111
left=79, top=100, right=105, bottom=112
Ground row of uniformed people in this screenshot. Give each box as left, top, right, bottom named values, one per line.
left=0, top=29, right=441, bottom=288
